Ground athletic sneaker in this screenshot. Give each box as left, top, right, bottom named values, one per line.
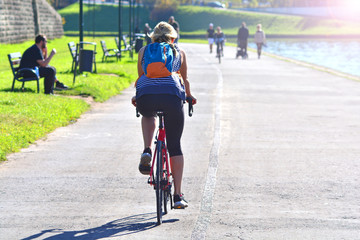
left=173, top=194, right=188, bottom=209
left=55, top=81, right=68, bottom=90
left=139, top=147, right=151, bottom=175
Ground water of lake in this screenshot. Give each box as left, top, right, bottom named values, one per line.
left=245, top=39, right=360, bottom=77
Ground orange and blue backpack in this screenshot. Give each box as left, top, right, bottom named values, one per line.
left=143, top=42, right=175, bottom=78
left=135, top=42, right=185, bottom=100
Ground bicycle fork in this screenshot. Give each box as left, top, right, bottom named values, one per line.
left=148, top=141, right=172, bottom=190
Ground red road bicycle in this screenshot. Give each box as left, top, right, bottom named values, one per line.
left=216, top=40, right=224, bottom=63
left=137, top=98, right=193, bottom=225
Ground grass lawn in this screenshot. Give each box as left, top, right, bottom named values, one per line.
left=0, top=36, right=137, bottom=161
left=59, top=4, right=360, bottom=37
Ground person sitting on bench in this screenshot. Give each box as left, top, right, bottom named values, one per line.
left=20, top=34, right=68, bottom=94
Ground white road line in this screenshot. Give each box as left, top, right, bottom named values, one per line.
left=191, top=62, right=223, bottom=240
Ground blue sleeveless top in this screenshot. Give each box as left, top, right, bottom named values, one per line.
left=136, top=44, right=185, bottom=101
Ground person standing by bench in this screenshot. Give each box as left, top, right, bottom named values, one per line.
left=144, top=23, right=152, bottom=45
left=168, top=16, right=180, bottom=44
left=20, top=34, right=67, bottom=94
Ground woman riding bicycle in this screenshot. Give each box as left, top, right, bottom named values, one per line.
left=131, top=21, right=197, bottom=209
left=214, top=26, right=225, bottom=57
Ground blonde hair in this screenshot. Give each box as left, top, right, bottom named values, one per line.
left=149, top=21, right=178, bottom=56
left=149, top=21, right=177, bottom=43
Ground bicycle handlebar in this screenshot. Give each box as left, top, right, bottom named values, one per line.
left=186, top=97, right=194, bottom=117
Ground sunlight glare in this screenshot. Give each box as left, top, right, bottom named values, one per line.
left=343, top=0, right=360, bottom=9
left=329, top=0, right=360, bottom=20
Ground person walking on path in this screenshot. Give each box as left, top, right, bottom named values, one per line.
left=237, top=22, right=249, bottom=57
left=254, top=24, right=266, bottom=59
left=168, top=16, right=180, bottom=44
left=131, top=21, right=197, bottom=209
left=207, top=23, right=215, bottom=54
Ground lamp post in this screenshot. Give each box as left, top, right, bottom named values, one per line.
left=118, top=0, right=122, bottom=52
left=132, top=0, right=136, bottom=35
left=92, top=0, right=96, bottom=39
left=136, top=0, right=140, bottom=32
left=129, top=0, right=132, bottom=45
left=79, top=0, right=83, bottom=45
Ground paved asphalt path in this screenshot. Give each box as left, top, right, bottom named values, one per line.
left=1, top=43, right=360, bottom=240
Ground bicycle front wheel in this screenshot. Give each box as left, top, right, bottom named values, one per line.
left=155, top=142, right=164, bottom=225
left=163, top=168, right=171, bottom=215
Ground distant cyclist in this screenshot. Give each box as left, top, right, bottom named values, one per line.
left=207, top=23, right=215, bottom=54
left=214, top=26, right=225, bottom=57
left=131, top=21, right=197, bottom=209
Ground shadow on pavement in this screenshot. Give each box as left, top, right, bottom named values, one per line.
left=21, top=213, right=179, bottom=240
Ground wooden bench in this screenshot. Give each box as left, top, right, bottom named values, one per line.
left=8, top=52, right=40, bottom=93
left=100, top=40, right=121, bottom=62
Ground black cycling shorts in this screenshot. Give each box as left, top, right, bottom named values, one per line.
left=136, top=94, right=184, bottom=157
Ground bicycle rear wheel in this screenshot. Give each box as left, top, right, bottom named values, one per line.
left=216, top=43, right=221, bottom=64
left=155, top=142, right=164, bottom=225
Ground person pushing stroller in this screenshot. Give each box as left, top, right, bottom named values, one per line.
left=236, top=22, right=249, bottom=59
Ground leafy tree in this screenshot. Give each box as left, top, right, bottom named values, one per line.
left=154, top=0, right=179, bottom=8
left=248, top=0, right=258, bottom=7
left=46, top=0, right=77, bottom=9
left=178, top=0, right=192, bottom=4
left=142, top=0, right=156, bottom=9
left=149, top=0, right=179, bottom=22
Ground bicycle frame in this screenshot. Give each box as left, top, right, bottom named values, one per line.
left=216, top=41, right=224, bottom=63
left=146, top=100, right=194, bottom=185
left=148, top=112, right=172, bottom=205
left=216, top=41, right=223, bottom=53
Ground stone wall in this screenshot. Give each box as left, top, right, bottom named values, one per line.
left=0, top=0, right=63, bottom=44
